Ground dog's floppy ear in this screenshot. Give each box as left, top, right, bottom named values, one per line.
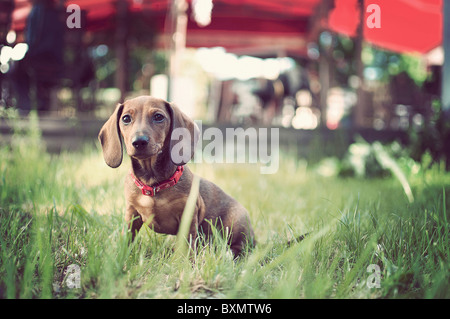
left=98, top=103, right=124, bottom=168
left=167, top=102, right=200, bottom=165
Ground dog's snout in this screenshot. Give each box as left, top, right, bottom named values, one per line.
left=132, top=135, right=150, bottom=149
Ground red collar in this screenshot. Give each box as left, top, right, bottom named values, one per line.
left=130, top=166, right=184, bottom=197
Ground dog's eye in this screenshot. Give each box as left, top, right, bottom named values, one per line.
left=122, top=114, right=132, bottom=124
left=153, top=113, right=165, bottom=123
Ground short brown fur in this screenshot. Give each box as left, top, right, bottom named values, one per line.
left=98, top=96, right=255, bottom=257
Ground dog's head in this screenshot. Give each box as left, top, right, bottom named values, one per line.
left=98, top=96, right=199, bottom=168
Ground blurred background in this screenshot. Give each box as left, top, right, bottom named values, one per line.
left=0, top=0, right=449, bottom=169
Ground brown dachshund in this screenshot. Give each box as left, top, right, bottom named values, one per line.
left=98, top=96, right=255, bottom=257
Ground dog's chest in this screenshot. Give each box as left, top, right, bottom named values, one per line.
left=136, top=193, right=154, bottom=210
left=135, top=193, right=189, bottom=235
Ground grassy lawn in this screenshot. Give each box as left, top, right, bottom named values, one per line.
left=0, top=117, right=449, bottom=299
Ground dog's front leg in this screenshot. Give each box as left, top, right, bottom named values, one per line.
left=125, top=205, right=143, bottom=241
left=186, top=210, right=199, bottom=253
left=187, top=197, right=205, bottom=254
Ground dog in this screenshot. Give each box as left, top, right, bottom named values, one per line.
left=98, top=96, right=255, bottom=257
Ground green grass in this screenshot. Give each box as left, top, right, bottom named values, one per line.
left=0, top=117, right=449, bottom=299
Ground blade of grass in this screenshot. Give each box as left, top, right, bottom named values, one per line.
left=372, top=142, right=414, bottom=203
left=174, top=175, right=200, bottom=258
left=442, top=188, right=449, bottom=258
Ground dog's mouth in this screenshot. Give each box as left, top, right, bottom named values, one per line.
left=128, top=144, right=162, bottom=160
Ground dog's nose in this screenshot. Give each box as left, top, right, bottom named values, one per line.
left=132, top=135, right=149, bottom=149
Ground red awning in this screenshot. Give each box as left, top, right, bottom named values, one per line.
left=11, top=0, right=320, bottom=55
left=328, top=0, right=442, bottom=54
left=10, top=0, right=443, bottom=55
